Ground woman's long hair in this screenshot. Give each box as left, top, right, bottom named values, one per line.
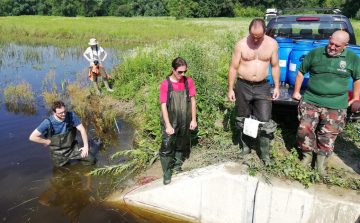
left=170, top=57, right=187, bottom=76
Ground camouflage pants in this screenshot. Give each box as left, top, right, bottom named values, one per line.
left=297, top=101, right=346, bottom=157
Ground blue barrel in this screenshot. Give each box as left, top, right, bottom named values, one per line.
left=288, top=45, right=315, bottom=87
left=347, top=45, right=360, bottom=91
left=350, top=77, right=353, bottom=91
left=276, top=43, right=294, bottom=82
left=275, top=38, right=293, bottom=43
left=268, top=39, right=294, bottom=83
left=348, top=45, right=360, bottom=57
left=294, top=40, right=314, bottom=46
left=267, top=65, right=274, bottom=84
left=313, top=40, right=328, bottom=48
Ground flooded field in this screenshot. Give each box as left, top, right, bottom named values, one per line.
left=0, top=43, right=144, bottom=222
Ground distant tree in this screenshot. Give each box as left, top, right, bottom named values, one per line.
left=167, top=0, right=197, bottom=19
left=116, top=4, right=132, bottom=16
left=78, top=0, right=100, bottom=17
left=342, top=0, right=360, bottom=18
left=46, top=0, right=79, bottom=16
left=356, top=8, right=360, bottom=19
left=131, top=0, right=166, bottom=16
left=1, top=0, right=38, bottom=15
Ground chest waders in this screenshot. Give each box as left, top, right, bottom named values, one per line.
left=159, top=77, right=191, bottom=185
left=45, top=113, right=95, bottom=167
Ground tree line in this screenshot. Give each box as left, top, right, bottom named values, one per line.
left=0, top=0, right=359, bottom=19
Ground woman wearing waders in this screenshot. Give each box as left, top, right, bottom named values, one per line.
left=83, top=38, right=113, bottom=95
left=159, top=57, right=197, bottom=185
left=29, top=101, right=95, bottom=167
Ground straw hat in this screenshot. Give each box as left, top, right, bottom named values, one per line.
left=88, top=38, right=99, bottom=45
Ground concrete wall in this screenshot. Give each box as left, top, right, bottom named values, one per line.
left=111, top=162, right=360, bottom=223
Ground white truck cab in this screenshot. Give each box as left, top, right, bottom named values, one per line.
left=264, top=8, right=277, bottom=23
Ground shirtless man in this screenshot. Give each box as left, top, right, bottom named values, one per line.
left=228, top=19, right=280, bottom=163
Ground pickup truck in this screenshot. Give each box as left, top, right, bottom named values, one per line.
left=265, top=8, right=360, bottom=118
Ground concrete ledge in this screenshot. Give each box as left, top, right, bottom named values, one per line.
left=111, top=162, right=360, bottom=223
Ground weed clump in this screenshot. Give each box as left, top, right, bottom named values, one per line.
left=3, top=80, right=37, bottom=115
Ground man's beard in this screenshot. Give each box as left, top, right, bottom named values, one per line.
left=327, top=48, right=343, bottom=57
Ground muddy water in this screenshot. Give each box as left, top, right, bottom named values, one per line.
left=0, top=43, right=143, bottom=223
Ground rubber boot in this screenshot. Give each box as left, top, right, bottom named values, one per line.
left=300, top=151, right=313, bottom=168
left=173, top=152, right=183, bottom=172
left=316, top=155, right=328, bottom=178
left=238, top=132, right=253, bottom=158
left=259, top=134, right=270, bottom=165
left=104, top=80, right=114, bottom=92
left=92, top=81, right=100, bottom=95
left=160, top=156, right=172, bottom=185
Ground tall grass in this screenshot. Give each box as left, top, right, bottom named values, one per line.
left=3, top=80, right=37, bottom=115
left=0, top=16, right=252, bottom=48
left=90, top=19, right=249, bottom=176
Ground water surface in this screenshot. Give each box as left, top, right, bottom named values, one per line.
left=0, top=43, right=142, bottom=223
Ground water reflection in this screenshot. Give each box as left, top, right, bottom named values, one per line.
left=5, top=102, right=38, bottom=116
left=38, top=163, right=95, bottom=223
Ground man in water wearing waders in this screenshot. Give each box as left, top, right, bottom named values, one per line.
left=83, top=38, right=113, bottom=96
left=159, top=57, right=197, bottom=185
left=292, top=30, right=360, bottom=177
left=228, top=19, right=280, bottom=164
left=29, top=101, right=95, bottom=167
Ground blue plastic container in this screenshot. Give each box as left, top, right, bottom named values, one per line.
left=294, top=40, right=314, bottom=46
left=267, top=65, right=274, bottom=84
left=275, top=38, right=293, bottom=43
left=288, top=45, right=316, bottom=87
left=349, top=76, right=353, bottom=91
left=278, top=43, right=294, bottom=82
left=268, top=39, right=294, bottom=83
left=348, top=44, right=360, bottom=58
left=313, top=40, right=328, bottom=48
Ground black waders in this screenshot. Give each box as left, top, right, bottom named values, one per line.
left=46, top=114, right=95, bottom=167
left=159, top=77, right=191, bottom=185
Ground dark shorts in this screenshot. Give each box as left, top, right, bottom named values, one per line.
left=235, top=78, right=272, bottom=122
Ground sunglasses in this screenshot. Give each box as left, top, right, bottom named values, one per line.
left=177, top=70, right=187, bottom=74
left=56, top=110, right=66, bottom=115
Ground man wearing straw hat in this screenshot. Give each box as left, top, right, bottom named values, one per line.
left=83, top=38, right=113, bottom=95
left=292, top=30, right=360, bottom=177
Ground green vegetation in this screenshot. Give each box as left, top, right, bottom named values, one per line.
left=1, top=16, right=360, bottom=196
left=0, top=0, right=359, bottom=19
left=83, top=17, right=360, bottom=194
left=0, top=16, right=248, bottom=47
left=3, top=80, right=37, bottom=115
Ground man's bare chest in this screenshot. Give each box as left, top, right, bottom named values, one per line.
left=241, top=49, right=271, bottom=62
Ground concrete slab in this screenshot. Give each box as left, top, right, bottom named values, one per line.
left=111, top=162, right=360, bottom=223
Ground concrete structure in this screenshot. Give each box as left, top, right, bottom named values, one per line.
left=111, top=162, right=360, bottom=223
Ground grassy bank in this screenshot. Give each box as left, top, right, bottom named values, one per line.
left=87, top=18, right=360, bottom=193
left=0, top=16, right=251, bottom=48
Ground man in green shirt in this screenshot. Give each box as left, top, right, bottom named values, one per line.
left=292, top=30, right=360, bottom=177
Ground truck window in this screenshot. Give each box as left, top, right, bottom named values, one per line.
left=267, top=22, right=348, bottom=40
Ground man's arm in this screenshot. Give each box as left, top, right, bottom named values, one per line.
left=76, top=124, right=89, bottom=158
left=161, top=103, right=174, bottom=135
left=349, top=79, right=360, bottom=111
left=292, top=71, right=305, bottom=100
left=228, top=42, right=241, bottom=102
left=270, top=42, right=280, bottom=100
left=29, top=129, right=51, bottom=146
left=190, top=96, right=197, bottom=130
